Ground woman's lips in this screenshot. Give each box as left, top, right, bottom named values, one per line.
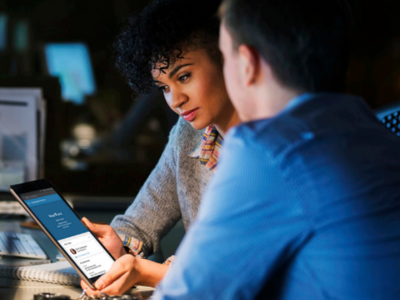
left=181, top=108, right=199, bottom=122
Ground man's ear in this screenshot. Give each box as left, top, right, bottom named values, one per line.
left=238, top=44, right=260, bottom=87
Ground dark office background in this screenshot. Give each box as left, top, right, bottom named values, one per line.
left=0, top=0, right=400, bottom=197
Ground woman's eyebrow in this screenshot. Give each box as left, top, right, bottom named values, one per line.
left=169, top=63, right=193, bottom=79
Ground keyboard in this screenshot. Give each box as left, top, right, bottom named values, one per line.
left=0, top=231, right=47, bottom=259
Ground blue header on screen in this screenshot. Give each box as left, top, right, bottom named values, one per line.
left=26, top=193, right=88, bottom=240
left=44, top=43, right=96, bottom=104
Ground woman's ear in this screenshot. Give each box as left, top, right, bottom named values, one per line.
left=238, top=44, right=260, bottom=87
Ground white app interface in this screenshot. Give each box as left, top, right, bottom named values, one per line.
left=59, top=232, right=114, bottom=278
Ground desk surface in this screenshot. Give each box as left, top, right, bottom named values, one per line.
left=0, top=284, right=154, bottom=300
left=0, top=219, right=154, bottom=300
left=0, top=283, right=154, bottom=300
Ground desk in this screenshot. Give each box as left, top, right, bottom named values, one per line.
left=0, top=282, right=155, bottom=300
left=0, top=218, right=154, bottom=300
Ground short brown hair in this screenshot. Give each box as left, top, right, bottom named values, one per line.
left=219, top=0, right=354, bottom=93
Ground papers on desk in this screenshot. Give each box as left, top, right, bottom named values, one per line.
left=0, top=88, right=46, bottom=191
left=0, top=260, right=80, bottom=286
left=0, top=201, right=29, bottom=216
left=0, top=279, right=83, bottom=300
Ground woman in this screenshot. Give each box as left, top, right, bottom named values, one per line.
left=81, top=0, right=239, bottom=295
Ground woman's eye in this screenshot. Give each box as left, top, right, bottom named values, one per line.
left=178, top=74, right=190, bottom=83
left=158, top=85, right=169, bottom=92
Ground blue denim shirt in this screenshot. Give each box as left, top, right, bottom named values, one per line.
left=153, top=93, right=400, bottom=300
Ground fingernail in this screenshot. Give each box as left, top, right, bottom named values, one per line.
left=95, top=280, right=104, bottom=290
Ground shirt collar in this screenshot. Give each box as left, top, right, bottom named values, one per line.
left=285, top=93, right=315, bottom=111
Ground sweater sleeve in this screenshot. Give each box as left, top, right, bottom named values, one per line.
left=110, top=121, right=183, bottom=258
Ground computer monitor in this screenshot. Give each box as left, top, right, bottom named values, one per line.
left=43, top=43, right=96, bottom=104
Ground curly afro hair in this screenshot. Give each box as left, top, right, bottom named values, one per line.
left=114, top=0, right=222, bottom=95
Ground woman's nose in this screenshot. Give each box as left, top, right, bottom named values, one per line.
left=170, top=89, right=189, bottom=109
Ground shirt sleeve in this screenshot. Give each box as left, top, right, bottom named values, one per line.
left=152, top=126, right=311, bottom=299
left=110, top=123, right=182, bottom=258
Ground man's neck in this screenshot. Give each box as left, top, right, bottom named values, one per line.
left=215, top=106, right=240, bottom=137
left=242, top=83, right=301, bottom=122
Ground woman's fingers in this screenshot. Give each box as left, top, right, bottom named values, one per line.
left=80, top=266, right=128, bottom=297
left=80, top=279, right=98, bottom=296
left=81, top=217, right=121, bottom=242
left=80, top=279, right=88, bottom=290
left=95, top=255, right=133, bottom=290
left=96, top=271, right=135, bottom=296
left=81, top=217, right=125, bottom=259
left=81, top=217, right=106, bottom=236
left=80, top=255, right=139, bottom=296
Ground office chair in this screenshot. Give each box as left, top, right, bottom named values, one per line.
left=375, top=100, right=400, bottom=137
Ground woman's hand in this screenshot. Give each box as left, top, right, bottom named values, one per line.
left=81, top=217, right=126, bottom=259
left=81, top=255, right=169, bottom=296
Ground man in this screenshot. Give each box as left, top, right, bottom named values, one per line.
left=148, top=0, right=400, bottom=299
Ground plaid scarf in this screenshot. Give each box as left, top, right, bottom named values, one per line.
left=189, top=124, right=223, bottom=172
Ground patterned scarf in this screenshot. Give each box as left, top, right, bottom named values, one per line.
left=189, top=124, right=223, bottom=172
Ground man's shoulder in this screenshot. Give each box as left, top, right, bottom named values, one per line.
left=228, top=93, right=372, bottom=159
left=228, top=113, right=307, bottom=159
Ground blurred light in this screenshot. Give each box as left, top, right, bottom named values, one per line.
left=78, top=139, right=91, bottom=149
left=69, top=145, right=80, bottom=157
left=13, top=19, right=29, bottom=53
left=0, top=13, right=8, bottom=51
left=73, top=124, right=96, bottom=140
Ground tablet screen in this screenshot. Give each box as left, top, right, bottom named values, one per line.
left=21, top=188, right=114, bottom=280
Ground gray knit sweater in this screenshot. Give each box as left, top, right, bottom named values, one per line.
left=110, top=117, right=214, bottom=257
